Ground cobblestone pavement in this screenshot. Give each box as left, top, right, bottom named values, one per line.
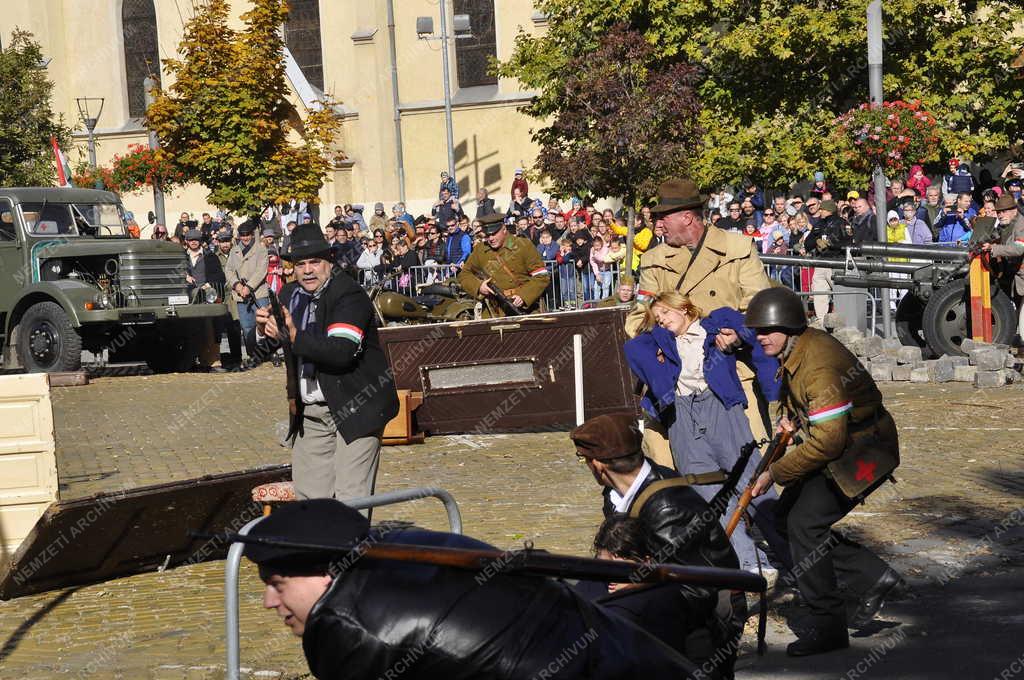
left=0, top=365, right=1021, bottom=679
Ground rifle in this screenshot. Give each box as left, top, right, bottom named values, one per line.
left=470, top=266, right=523, bottom=316
left=725, top=429, right=792, bottom=537
left=205, top=532, right=767, bottom=593
left=241, top=278, right=299, bottom=422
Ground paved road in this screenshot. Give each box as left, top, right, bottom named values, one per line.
left=0, top=366, right=1021, bottom=679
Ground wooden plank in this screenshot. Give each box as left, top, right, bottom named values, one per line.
left=47, top=371, right=89, bottom=387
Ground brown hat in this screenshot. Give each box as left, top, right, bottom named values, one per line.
left=650, top=178, right=707, bottom=215
left=570, top=414, right=641, bottom=460
left=994, top=193, right=1018, bottom=212
left=818, top=200, right=838, bottom=215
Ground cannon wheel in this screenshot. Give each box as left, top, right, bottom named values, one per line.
left=922, top=279, right=1016, bottom=357
left=894, top=293, right=933, bottom=357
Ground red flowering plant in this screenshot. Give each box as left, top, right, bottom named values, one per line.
left=109, top=144, right=185, bottom=194
left=835, top=100, right=940, bottom=175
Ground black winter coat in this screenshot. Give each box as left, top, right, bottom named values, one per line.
left=264, top=275, right=399, bottom=444
left=301, top=527, right=701, bottom=680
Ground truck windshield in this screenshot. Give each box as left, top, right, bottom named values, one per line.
left=21, top=202, right=128, bottom=237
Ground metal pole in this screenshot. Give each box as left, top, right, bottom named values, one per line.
left=867, top=0, right=891, bottom=338
left=86, top=126, right=101, bottom=190
left=386, top=0, right=407, bottom=203
left=573, top=333, right=584, bottom=425
left=225, top=516, right=263, bottom=680
left=143, top=76, right=166, bottom=227
left=438, top=0, right=456, bottom=179
left=624, top=205, right=636, bottom=278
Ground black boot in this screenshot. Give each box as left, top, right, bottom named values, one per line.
left=851, top=567, right=904, bottom=628
left=786, top=626, right=849, bottom=657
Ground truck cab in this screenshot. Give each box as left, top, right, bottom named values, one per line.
left=0, top=188, right=226, bottom=373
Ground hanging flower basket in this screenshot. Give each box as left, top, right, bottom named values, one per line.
left=835, top=100, right=939, bottom=174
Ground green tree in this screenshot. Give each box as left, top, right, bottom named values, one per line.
left=0, top=30, right=72, bottom=187
left=147, top=0, right=341, bottom=214
left=500, top=0, right=1024, bottom=192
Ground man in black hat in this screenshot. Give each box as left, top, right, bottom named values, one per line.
left=254, top=222, right=399, bottom=503
left=457, top=213, right=550, bottom=317
left=243, top=499, right=703, bottom=679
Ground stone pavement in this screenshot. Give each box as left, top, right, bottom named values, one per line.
left=0, top=365, right=1021, bottom=679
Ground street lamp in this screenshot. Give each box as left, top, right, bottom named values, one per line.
left=75, top=97, right=105, bottom=190
left=143, top=76, right=165, bottom=226
left=417, top=8, right=472, bottom=180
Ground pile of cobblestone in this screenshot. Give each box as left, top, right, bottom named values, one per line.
left=831, top=327, right=1022, bottom=388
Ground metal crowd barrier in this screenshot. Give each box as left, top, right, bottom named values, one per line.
left=224, top=487, right=463, bottom=680
left=762, top=262, right=883, bottom=335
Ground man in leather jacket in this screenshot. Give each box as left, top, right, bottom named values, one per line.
left=244, top=499, right=703, bottom=680
left=570, top=413, right=739, bottom=570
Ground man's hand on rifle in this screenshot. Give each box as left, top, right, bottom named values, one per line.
left=777, top=416, right=795, bottom=435
left=478, top=279, right=495, bottom=297
left=256, top=306, right=297, bottom=343
left=751, top=470, right=773, bottom=498
left=510, top=294, right=525, bottom=308
left=236, top=283, right=251, bottom=299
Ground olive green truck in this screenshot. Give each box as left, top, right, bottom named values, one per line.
left=0, top=187, right=226, bottom=373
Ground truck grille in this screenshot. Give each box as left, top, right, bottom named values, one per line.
left=117, top=253, right=190, bottom=305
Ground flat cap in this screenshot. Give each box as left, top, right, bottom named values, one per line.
left=570, top=413, right=642, bottom=460
left=183, top=228, right=202, bottom=241
left=244, top=499, right=369, bottom=572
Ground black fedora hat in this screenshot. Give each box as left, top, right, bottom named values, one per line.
left=650, top=177, right=707, bottom=215
left=283, top=222, right=332, bottom=262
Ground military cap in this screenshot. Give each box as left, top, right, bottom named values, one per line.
left=244, top=499, right=369, bottom=574
left=650, top=178, right=707, bottom=215
left=570, top=413, right=642, bottom=460
left=237, top=219, right=258, bottom=235
left=818, top=200, right=838, bottom=215
left=994, top=193, right=1018, bottom=211
left=184, top=228, right=202, bottom=241
left=478, top=212, right=506, bottom=234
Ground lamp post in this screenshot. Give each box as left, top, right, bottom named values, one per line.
left=75, top=97, right=105, bottom=190
left=867, top=0, right=891, bottom=338
left=417, top=10, right=472, bottom=181
left=143, top=76, right=166, bottom=227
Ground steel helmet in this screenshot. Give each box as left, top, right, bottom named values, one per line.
left=744, top=287, right=807, bottom=330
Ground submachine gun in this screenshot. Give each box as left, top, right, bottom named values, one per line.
left=470, top=266, right=523, bottom=316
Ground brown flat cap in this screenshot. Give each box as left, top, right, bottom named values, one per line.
left=570, top=413, right=642, bottom=460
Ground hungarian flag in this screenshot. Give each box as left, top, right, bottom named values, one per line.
left=51, top=136, right=73, bottom=188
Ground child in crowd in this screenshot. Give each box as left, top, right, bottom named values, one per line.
left=590, top=236, right=612, bottom=299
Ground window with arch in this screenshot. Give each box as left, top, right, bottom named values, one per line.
left=284, top=0, right=325, bottom=91
left=122, top=0, right=161, bottom=119
left=454, top=0, right=497, bottom=88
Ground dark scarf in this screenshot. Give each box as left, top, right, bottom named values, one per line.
left=289, top=280, right=329, bottom=379
left=240, top=239, right=254, bottom=257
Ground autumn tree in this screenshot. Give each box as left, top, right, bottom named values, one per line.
left=501, top=0, right=1024, bottom=191
left=147, top=0, right=341, bottom=214
left=0, top=30, right=72, bottom=187
left=529, top=24, right=701, bottom=265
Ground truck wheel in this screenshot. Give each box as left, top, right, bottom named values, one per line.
left=144, top=334, right=196, bottom=373
left=894, top=294, right=934, bottom=358
left=922, top=279, right=1016, bottom=357
left=17, top=302, right=83, bottom=373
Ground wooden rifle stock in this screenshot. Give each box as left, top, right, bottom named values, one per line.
left=725, top=429, right=793, bottom=537
left=214, top=533, right=767, bottom=593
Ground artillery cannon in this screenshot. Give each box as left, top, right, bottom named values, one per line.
left=761, top=241, right=1017, bottom=357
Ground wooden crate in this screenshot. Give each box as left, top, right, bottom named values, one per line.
left=382, top=389, right=424, bottom=445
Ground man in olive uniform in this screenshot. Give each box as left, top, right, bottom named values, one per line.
left=457, top=213, right=551, bottom=318
left=627, top=178, right=772, bottom=464
left=746, top=287, right=903, bottom=656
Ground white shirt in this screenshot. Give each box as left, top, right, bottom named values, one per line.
left=675, top=323, right=709, bottom=396
left=254, top=326, right=326, bottom=404
left=609, top=460, right=651, bottom=513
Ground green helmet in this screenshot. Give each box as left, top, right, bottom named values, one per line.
left=744, top=287, right=807, bottom=330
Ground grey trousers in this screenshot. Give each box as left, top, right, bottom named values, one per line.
left=291, top=402, right=382, bottom=507
left=668, top=390, right=791, bottom=572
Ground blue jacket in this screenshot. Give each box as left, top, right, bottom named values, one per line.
left=444, top=230, right=472, bottom=264
left=624, top=307, right=781, bottom=423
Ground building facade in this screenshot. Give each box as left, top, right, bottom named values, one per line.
left=3, top=0, right=549, bottom=228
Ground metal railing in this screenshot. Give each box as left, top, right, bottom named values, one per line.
left=763, top=262, right=884, bottom=336
left=224, top=487, right=462, bottom=680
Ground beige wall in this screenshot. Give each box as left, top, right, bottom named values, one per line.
left=4, top=0, right=550, bottom=223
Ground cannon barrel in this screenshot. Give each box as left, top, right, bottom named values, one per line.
left=760, top=254, right=925, bottom=275
left=854, top=242, right=969, bottom=261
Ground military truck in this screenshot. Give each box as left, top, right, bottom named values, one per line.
left=0, top=187, right=226, bottom=373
